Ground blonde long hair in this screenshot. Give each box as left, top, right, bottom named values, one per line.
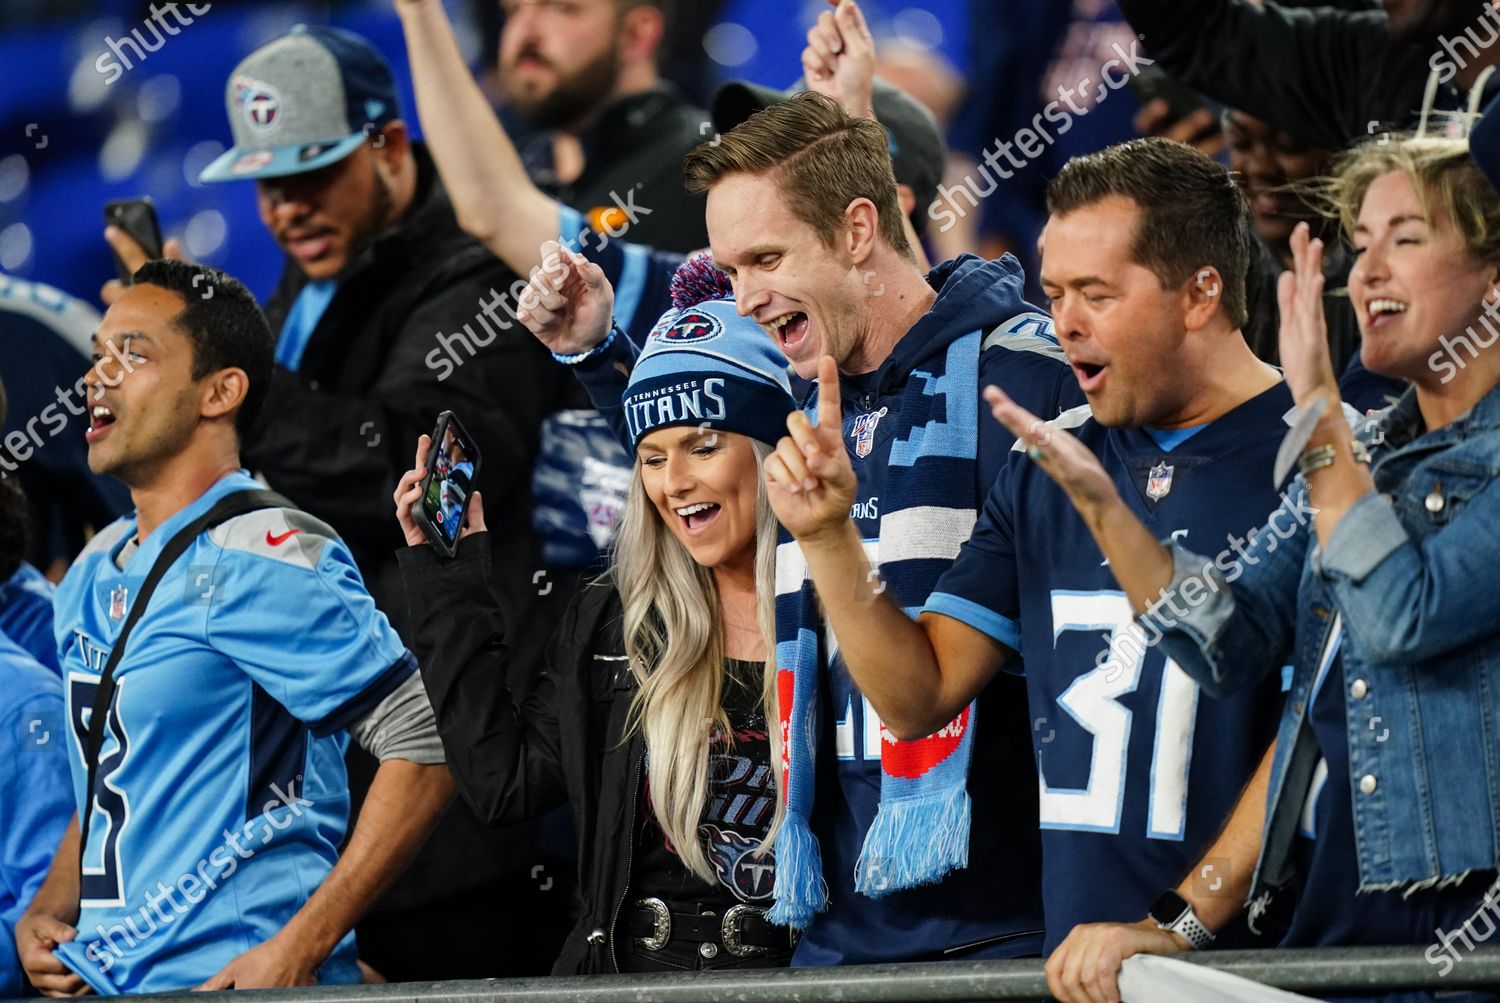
left=1324, top=135, right=1500, bottom=265
left=613, top=437, right=786, bottom=883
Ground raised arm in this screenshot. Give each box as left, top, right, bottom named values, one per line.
left=394, top=0, right=559, bottom=275
left=802, top=0, right=928, bottom=269
left=766, top=357, right=1011, bottom=739
left=516, top=242, right=638, bottom=449
left=393, top=442, right=572, bottom=826
left=1281, top=224, right=1500, bottom=663
left=1115, top=0, right=1411, bottom=149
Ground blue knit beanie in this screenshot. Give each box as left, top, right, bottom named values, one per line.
left=621, top=257, right=796, bottom=450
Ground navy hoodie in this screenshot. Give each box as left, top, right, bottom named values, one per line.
left=793, top=254, right=1080, bottom=965
left=577, top=254, right=1083, bottom=962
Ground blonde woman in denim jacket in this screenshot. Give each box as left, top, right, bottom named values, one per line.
left=991, top=135, right=1500, bottom=1003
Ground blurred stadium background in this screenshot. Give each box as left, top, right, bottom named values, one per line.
left=0, top=0, right=974, bottom=306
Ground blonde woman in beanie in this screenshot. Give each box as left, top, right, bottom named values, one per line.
left=394, top=256, right=798, bottom=975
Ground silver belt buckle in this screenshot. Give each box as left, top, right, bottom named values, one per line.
left=721, top=903, right=769, bottom=957
left=635, top=897, right=671, bottom=952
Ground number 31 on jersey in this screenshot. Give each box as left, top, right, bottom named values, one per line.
left=1040, top=590, right=1199, bottom=841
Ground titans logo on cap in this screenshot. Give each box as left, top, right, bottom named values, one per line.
left=654, top=307, right=724, bottom=346
left=233, top=76, right=283, bottom=133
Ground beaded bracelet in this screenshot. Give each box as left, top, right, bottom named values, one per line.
left=552, top=322, right=622, bottom=366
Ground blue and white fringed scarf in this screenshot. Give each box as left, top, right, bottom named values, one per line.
left=768, top=330, right=985, bottom=929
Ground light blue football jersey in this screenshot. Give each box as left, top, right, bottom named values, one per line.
left=52, top=472, right=415, bottom=994
left=0, top=631, right=74, bottom=998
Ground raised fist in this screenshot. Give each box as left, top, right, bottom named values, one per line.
left=516, top=240, right=615, bottom=357
left=802, top=0, right=877, bottom=121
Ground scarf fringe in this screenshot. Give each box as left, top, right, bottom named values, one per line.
left=855, top=786, right=972, bottom=897
left=767, top=815, right=828, bottom=928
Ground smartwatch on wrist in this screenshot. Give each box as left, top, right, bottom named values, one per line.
left=1148, top=890, right=1214, bottom=950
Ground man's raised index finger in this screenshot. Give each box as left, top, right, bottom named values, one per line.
left=817, top=355, right=843, bottom=431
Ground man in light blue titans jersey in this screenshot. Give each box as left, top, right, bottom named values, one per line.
left=15, top=261, right=452, bottom=995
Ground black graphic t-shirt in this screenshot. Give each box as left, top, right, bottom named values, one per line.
left=633, top=658, right=777, bottom=906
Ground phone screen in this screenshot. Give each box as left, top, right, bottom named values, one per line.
left=422, top=418, right=478, bottom=551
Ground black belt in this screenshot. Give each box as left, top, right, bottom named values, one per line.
left=624, top=898, right=791, bottom=957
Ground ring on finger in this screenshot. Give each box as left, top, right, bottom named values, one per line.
left=1027, top=445, right=1045, bottom=462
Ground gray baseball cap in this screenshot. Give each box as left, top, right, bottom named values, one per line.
left=200, top=24, right=399, bottom=184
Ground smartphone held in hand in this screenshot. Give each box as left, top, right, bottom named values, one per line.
left=412, top=411, right=483, bottom=558
left=104, top=197, right=165, bottom=283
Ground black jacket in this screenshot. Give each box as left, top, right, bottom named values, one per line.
left=523, top=84, right=710, bottom=254
left=245, top=143, right=575, bottom=640
left=1116, top=0, right=1500, bottom=148
left=399, top=534, right=646, bottom=976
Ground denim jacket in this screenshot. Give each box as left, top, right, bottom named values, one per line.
left=1149, top=382, right=1500, bottom=921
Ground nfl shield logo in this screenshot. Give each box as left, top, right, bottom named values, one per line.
left=1146, top=462, right=1174, bottom=502
left=108, top=584, right=128, bottom=622
left=850, top=407, right=888, bottom=459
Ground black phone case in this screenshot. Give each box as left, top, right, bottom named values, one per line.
left=104, top=198, right=165, bottom=283
left=412, top=410, right=483, bottom=559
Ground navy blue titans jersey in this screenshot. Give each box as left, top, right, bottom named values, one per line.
left=52, top=472, right=415, bottom=994
left=926, top=385, right=1292, bottom=951
left=793, top=254, right=1084, bottom=965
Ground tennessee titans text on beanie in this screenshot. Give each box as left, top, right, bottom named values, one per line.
left=621, top=256, right=796, bottom=451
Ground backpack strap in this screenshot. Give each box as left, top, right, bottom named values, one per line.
left=78, top=489, right=296, bottom=879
